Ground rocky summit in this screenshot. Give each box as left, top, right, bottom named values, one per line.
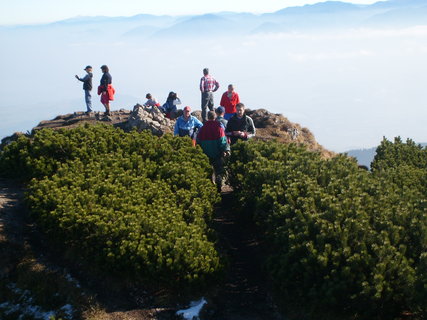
left=1, top=106, right=333, bottom=157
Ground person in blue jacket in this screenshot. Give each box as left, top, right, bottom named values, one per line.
left=174, top=106, right=203, bottom=139
left=161, top=91, right=181, bottom=119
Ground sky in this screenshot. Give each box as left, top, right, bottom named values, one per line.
left=1, top=0, right=379, bottom=25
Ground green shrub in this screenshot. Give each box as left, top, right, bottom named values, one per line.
left=1, top=124, right=222, bottom=286
left=228, top=140, right=426, bottom=319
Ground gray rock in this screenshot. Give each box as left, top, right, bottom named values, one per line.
left=127, top=104, right=174, bottom=136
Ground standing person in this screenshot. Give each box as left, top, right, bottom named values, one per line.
left=161, top=91, right=181, bottom=119
left=75, top=65, right=93, bottom=113
left=174, top=106, right=203, bottom=139
left=215, top=106, right=228, bottom=129
left=220, top=84, right=240, bottom=120
left=225, top=103, right=256, bottom=145
left=200, top=68, right=219, bottom=123
left=98, top=65, right=114, bottom=115
left=197, top=111, right=230, bottom=192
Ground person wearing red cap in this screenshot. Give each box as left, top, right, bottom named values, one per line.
left=174, top=106, right=203, bottom=138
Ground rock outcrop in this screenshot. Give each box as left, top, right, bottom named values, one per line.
left=126, top=104, right=174, bottom=136
left=1, top=106, right=334, bottom=157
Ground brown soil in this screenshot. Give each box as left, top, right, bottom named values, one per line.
left=203, top=191, right=284, bottom=320
left=0, top=179, right=26, bottom=278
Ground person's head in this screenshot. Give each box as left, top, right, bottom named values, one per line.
left=203, top=68, right=209, bottom=76
left=84, top=65, right=92, bottom=73
left=183, top=106, right=191, bottom=119
left=236, top=103, right=245, bottom=118
left=146, top=93, right=152, bottom=99
left=227, top=84, right=234, bottom=93
left=215, top=106, right=225, bottom=116
left=168, top=91, right=177, bottom=100
left=100, top=65, right=109, bottom=73
left=207, top=111, right=216, bottom=120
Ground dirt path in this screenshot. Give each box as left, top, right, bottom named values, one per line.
left=0, top=179, right=26, bottom=278
left=206, top=192, right=284, bottom=320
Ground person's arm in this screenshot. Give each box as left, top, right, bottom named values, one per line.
left=235, top=92, right=240, bottom=105
left=218, top=128, right=230, bottom=152
left=246, top=117, right=256, bottom=139
left=174, top=118, right=180, bottom=136
left=193, top=117, right=203, bottom=129
left=200, top=77, right=204, bottom=92
left=100, top=74, right=107, bottom=92
left=220, top=92, right=226, bottom=107
left=213, top=79, right=220, bottom=92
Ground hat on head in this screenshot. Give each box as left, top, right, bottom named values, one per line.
left=183, top=106, right=191, bottom=112
left=215, top=106, right=225, bottom=114
left=100, top=65, right=108, bottom=69
left=84, top=65, right=92, bottom=70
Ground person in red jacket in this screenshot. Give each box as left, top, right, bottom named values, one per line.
left=197, top=111, right=230, bottom=192
left=98, top=65, right=115, bottom=116
left=220, top=84, right=240, bottom=120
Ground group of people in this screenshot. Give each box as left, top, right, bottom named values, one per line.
left=75, top=66, right=256, bottom=191
left=75, top=65, right=115, bottom=115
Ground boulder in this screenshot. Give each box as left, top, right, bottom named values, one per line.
left=126, top=104, right=174, bottom=136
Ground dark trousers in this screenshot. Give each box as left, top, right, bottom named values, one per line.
left=210, top=157, right=225, bottom=192
left=201, top=92, right=214, bottom=122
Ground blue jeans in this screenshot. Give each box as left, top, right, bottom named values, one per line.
left=85, top=90, right=92, bottom=112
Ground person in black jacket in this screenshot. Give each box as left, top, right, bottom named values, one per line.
left=225, top=103, right=256, bottom=145
left=100, top=65, right=113, bottom=115
left=75, top=65, right=93, bottom=113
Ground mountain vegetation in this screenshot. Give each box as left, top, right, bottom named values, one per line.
left=228, top=137, right=427, bottom=319
left=0, top=121, right=426, bottom=319
left=0, top=124, right=222, bottom=289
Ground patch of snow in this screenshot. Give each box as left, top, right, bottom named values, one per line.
left=61, top=304, right=74, bottom=318
left=176, top=298, right=207, bottom=320
left=64, top=273, right=81, bottom=288
left=0, top=283, right=74, bottom=320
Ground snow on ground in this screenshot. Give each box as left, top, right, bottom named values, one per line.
left=176, top=298, right=207, bottom=320
left=0, top=283, right=74, bottom=320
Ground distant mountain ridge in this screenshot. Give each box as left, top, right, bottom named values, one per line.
left=346, top=142, right=427, bottom=168
left=3, top=0, right=427, bottom=39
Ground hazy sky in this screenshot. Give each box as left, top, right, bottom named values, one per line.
left=1, top=0, right=379, bottom=25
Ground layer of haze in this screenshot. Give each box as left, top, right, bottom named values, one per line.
left=1, top=0, right=378, bottom=25
left=1, top=2, right=427, bottom=152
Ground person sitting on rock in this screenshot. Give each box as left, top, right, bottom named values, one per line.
left=197, top=111, right=230, bottom=192
left=215, top=106, right=227, bottom=130
left=174, top=106, right=203, bottom=140
left=160, top=91, right=181, bottom=119
left=220, top=84, right=240, bottom=120
left=225, top=103, right=256, bottom=145
left=143, top=93, right=160, bottom=108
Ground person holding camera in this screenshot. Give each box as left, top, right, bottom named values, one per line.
left=225, top=103, right=256, bottom=145
left=75, top=65, right=93, bottom=113
left=161, top=91, right=181, bottom=119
